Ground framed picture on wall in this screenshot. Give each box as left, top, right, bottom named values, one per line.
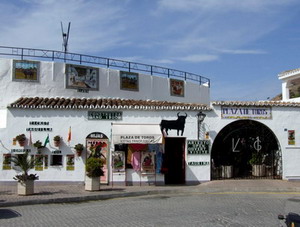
left=288, top=130, right=295, bottom=145
left=13, top=60, right=40, bottom=82
left=170, top=78, right=184, bottom=97
left=120, top=71, right=139, bottom=91
left=65, top=64, right=99, bottom=91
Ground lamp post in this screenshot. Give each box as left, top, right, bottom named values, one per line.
left=196, top=111, right=206, bottom=140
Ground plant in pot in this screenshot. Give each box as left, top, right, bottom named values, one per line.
left=221, top=160, right=233, bottom=179
left=16, top=134, right=26, bottom=146
left=33, top=140, right=44, bottom=154
left=74, top=143, right=84, bottom=156
left=85, top=156, right=104, bottom=191
left=11, top=151, right=38, bottom=195
left=249, top=151, right=265, bottom=177
left=53, top=135, right=61, bottom=147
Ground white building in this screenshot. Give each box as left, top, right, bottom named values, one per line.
left=1, top=47, right=300, bottom=184
left=0, top=53, right=211, bottom=185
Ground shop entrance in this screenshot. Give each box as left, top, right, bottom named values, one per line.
left=164, top=138, right=186, bottom=184
left=211, top=120, right=282, bottom=180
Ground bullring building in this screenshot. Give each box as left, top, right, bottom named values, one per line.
left=0, top=46, right=299, bottom=185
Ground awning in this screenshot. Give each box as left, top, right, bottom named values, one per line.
left=112, top=123, right=162, bottom=144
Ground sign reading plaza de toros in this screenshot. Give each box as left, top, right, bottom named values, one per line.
left=221, top=106, right=272, bottom=119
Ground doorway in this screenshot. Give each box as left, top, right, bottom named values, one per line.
left=164, top=138, right=186, bottom=184
left=211, top=120, right=282, bottom=180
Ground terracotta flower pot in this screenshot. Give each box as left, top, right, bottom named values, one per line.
left=76, top=150, right=83, bottom=157
left=54, top=140, right=60, bottom=147
left=18, top=140, right=26, bottom=147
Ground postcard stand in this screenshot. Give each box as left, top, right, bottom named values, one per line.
left=111, top=150, right=126, bottom=187
left=140, top=150, right=157, bottom=186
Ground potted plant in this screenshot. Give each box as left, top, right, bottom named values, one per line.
left=16, top=134, right=26, bottom=146
left=220, top=156, right=233, bottom=179
left=53, top=135, right=61, bottom=147
left=221, top=164, right=233, bottom=179
left=85, top=157, right=104, bottom=191
left=33, top=140, right=44, bottom=153
left=249, top=152, right=266, bottom=177
left=74, top=143, right=84, bottom=156
left=11, top=152, right=38, bottom=195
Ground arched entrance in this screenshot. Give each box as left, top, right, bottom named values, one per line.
left=86, top=132, right=109, bottom=184
left=211, top=120, right=282, bottom=180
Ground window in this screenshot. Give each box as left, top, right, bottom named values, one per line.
left=51, top=155, right=63, bottom=166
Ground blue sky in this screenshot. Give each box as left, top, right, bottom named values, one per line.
left=1, top=0, right=300, bottom=101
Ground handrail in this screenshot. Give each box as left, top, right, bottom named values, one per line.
left=0, top=46, right=210, bottom=87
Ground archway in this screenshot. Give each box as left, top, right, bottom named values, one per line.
left=211, top=120, right=282, bottom=180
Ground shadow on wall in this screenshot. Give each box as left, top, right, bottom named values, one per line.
left=185, top=164, right=210, bottom=185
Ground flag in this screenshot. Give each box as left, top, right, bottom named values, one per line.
left=29, top=131, right=33, bottom=146
left=67, top=126, right=71, bottom=143
left=44, top=134, right=50, bottom=147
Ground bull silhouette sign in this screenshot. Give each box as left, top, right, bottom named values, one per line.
left=160, top=112, right=187, bottom=136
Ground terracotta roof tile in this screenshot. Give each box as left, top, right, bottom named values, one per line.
left=9, top=97, right=211, bottom=111
left=212, top=100, right=300, bottom=107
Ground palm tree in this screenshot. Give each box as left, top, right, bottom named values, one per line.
left=11, top=152, right=38, bottom=182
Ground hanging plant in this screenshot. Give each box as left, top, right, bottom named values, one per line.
left=74, top=143, right=84, bottom=156
left=16, top=134, right=26, bottom=146
left=33, top=140, right=44, bottom=153
left=53, top=135, right=61, bottom=147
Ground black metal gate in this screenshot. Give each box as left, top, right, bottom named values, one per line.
left=211, top=120, right=282, bottom=180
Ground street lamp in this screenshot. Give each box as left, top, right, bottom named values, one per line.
left=196, top=111, right=206, bottom=140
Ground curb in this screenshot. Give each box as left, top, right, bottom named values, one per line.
left=0, top=189, right=185, bottom=208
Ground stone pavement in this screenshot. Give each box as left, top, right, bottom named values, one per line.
left=1, top=179, right=300, bottom=208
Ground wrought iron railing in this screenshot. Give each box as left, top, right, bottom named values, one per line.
left=0, top=46, right=210, bottom=87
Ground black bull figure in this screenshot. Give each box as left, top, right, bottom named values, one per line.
left=160, top=112, right=188, bottom=136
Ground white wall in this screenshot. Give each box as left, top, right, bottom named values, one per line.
left=2, top=104, right=300, bottom=182
left=206, top=105, right=300, bottom=180
left=0, top=108, right=210, bottom=183
left=0, top=58, right=210, bottom=109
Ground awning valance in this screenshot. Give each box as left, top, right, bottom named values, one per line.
left=112, top=123, right=162, bottom=144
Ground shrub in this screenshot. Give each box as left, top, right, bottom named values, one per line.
left=86, top=157, right=104, bottom=178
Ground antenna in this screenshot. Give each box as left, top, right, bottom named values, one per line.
left=61, top=22, right=71, bottom=53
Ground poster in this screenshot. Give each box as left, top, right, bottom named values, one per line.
left=141, top=151, right=155, bottom=174
left=66, top=155, right=75, bottom=171
left=187, top=140, right=210, bottom=155
left=13, top=60, right=39, bottom=82
left=288, top=130, right=295, bottom=145
left=112, top=151, right=125, bottom=172
left=2, top=154, right=11, bottom=170
left=66, top=64, right=99, bottom=90
left=170, top=78, right=184, bottom=97
left=35, top=155, right=44, bottom=171
left=86, top=132, right=109, bottom=184
left=120, top=71, right=139, bottom=91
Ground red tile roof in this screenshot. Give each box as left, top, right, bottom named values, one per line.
left=212, top=100, right=300, bottom=107
left=8, top=97, right=211, bottom=111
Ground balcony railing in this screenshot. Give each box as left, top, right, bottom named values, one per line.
left=0, top=46, right=210, bottom=87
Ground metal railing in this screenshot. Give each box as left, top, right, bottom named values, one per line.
left=0, top=46, right=210, bottom=87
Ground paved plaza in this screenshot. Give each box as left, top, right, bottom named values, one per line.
left=1, top=180, right=300, bottom=208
